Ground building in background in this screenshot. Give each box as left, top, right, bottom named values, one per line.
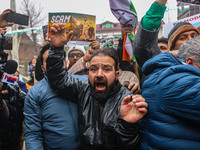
left=96, top=20, right=164, bottom=47
left=96, top=21, right=121, bottom=47
left=177, top=2, right=200, bottom=19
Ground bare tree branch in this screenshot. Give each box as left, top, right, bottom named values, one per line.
left=19, top=0, right=45, bottom=55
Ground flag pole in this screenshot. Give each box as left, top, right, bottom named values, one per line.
left=132, top=60, right=140, bottom=83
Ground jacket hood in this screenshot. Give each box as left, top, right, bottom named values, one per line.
left=142, top=52, right=182, bottom=76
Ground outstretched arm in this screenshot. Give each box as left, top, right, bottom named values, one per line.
left=47, top=23, right=85, bottom=102
left=133, top=1, right=167, bottom=67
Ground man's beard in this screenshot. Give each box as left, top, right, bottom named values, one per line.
left=89, top=77, right=117, bottom=102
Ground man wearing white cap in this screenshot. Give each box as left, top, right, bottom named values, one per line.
left=67, top=45, right=85, bottom=69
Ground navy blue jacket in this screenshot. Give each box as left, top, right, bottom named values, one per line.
left=24, top=75, right=87, bottom=150
left=139, top=52, right=200, bottom=150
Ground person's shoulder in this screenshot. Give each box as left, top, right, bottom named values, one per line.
left=28, top=78, right=48, bottom=92
left=155, top=65, right=200, bottom=95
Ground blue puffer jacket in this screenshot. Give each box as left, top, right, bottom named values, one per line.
left=24, top=75, right=87, bottom=150
left=139, top=52, right=200, bottom=150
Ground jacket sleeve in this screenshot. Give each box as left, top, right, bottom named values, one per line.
left=0, top=100, right=9, bottom=122
left=47, top=48, right=85, bottom=103
left=133, top=23, right=161, bottom=68
left=116, top=117, right=140, bottom=149
left=24, top=87, right=43, bottom=150
left=132, top=2, right=167, bottom=68
left=155, top=71, right=200, bottom=124
left=114, top=90, right=140, bottom=149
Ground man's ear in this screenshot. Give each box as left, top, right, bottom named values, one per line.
left=186, top=57, right=194, bottom=66
left=186, top=57, right=200, bottom=70
left=115, top=71, right=119, bottom=80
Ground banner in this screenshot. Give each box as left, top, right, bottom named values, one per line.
left=163, top=13, right=200, bottom=37
left=48, top=12, right=96, bottom=46
left=177, top=0, right=200, bottom=5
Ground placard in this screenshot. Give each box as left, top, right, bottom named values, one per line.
left=48, top=12, right=96, bottom=46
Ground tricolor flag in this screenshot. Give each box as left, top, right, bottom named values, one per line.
left=123, top=32, right=136, bottom=62
left=109, top=0, right=140, bottom=81
left=109, top=0, right=137, bottom=62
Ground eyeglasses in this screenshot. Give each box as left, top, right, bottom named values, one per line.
left=69, top=53, right=83, bottom=58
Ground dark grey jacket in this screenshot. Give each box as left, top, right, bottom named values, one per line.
left=133, top=23, right=161, bottom=68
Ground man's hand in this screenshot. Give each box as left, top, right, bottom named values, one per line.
left=89, top=40, right=100, bottom=50
left=0, top=9, right=15, bottom=28
left=128, top=82, right=141, bottom=94
left=120, top=95, right=147, bottom=123
left=156, top=0, right=167, bottom=5
left=83, top=40, right=100, bottom=62
left=84, top=49, right=95, bottom=62
left=0, top=28, right=7, bottom=35
left=0, top=85, right=8, bottom=95
left=121, top=24, right=132, bottom=38
left=50, top=23, right=73, bottom=47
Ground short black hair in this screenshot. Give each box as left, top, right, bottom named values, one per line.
left=35, top=42, right=51, bottom=81
left=40, top=42, right=51, bottom=65
left=89, top=48, right=119, bottom=71
left=158, top=37, right=168, bottom=44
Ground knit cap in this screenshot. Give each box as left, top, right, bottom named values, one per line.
left=168, top=22, right=199, bottom=50
left=67, top=45, right=86, bottom=58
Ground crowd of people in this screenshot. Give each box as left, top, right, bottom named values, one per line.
left=0, top=0, right=200, bottom=149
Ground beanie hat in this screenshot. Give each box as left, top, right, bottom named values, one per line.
left=196, top=24, right=200, bottom=32
left=67, top=45, right=86, bottom=58
left=168, top=22, right=199, bottom=50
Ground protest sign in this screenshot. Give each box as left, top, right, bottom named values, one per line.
left=163, top=13, right=200, bottom=37
left=48, top=12, right=96, bottom=46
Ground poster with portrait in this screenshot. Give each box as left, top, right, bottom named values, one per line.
left=48, top=12, right=96, bottom=46
left=177, top=0, right=200, bottom=5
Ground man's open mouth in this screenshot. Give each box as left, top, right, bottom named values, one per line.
left=95, top=82, right=106, bottom=92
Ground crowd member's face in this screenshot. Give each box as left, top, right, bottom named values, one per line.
left=158, top=42, right=168, bottom=52
left=88, top=55, right=119, bottom=99
left=68, top=50, right=84, bottom=66
left=172, top=30, right=198, bottom=50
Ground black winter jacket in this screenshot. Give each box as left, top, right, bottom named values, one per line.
left=0, top=83, right=26, bottom=145
left=47, top=49, right=140, bottom=150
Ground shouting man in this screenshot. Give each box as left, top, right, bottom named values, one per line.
left=46, top=23, right=147, bottom=150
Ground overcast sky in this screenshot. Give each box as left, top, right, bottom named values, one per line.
left=0, top=0, right=178, bottom=26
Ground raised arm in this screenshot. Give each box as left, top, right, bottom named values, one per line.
left=133, top=0, right=167, bottom=67
left=47, top=23, right=86, bottom=102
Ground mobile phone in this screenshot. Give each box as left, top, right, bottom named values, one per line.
left=6, top=12, right=29, bottom=26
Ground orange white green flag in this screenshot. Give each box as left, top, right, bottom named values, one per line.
left=109, top=0, right=137, bottom=62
